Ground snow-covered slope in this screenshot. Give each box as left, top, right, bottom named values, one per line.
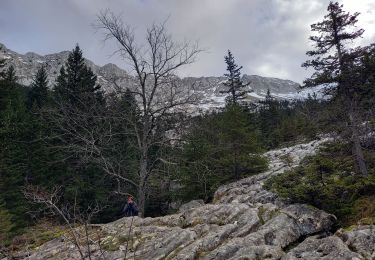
left=0, top=43, right=325, bottom=110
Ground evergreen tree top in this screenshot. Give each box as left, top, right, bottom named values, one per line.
left=28, top=65, right=49, bottom=109
left=32, top=65, right=48, bottom=88
left=302, top=1, right=364, bottom=87
left=221, top=50, right=249, bottom=105
left=66, top=45, right=85, bottom=74
left=0, top=45, right=6, bottom=79
left=0, top=59, right=6, bottom=80
left=4, top=65, right=17, bottom=84
left=54, top=44, right=102, bottom=108
left=224, top=50, right=243, bottom=80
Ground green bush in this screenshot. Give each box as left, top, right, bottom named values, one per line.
left=176, top=104, right=268, bottom=202
left=265, top=141, right=375, bottom=226
left=0, top=200, right=14, bottom=243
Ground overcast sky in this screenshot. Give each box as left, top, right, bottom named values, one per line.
left=0, top=0, right=374, bottom=83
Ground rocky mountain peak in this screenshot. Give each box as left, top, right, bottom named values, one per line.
left=0, top=43, right=323, bottom=110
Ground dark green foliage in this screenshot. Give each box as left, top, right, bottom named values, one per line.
left=46, top=45, right=121, bottom=223
left=99, top=89, right=141, bottom=199
left=0, top=198, right=14, bottom=242
left=220, top=50, right=248, bottom=104
left=0, top=46, right=121, bottom=241
left=0, top=79, right=15, bottom=112
left=302, top=1, right=371, bottom=177
left=302, top=1, right=364, bottom=88
left=54, top=45, right=103, bottom=108
left=265, top=141, right=375, bottom=226
left=256, top=91, right=328, bottom=149
left=177, top=104, right=268, bottom=202
left=0, top=78, right=41, bottom=230
left=3, top=65, right=17, bottom=84
left=27, top=65, right=49, bottom=108
left=0, top=65, right=18, bottom=112
left=0, top=55, right=7, bottom=79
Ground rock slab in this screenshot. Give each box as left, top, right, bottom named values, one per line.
left=11, top=139, right=375, bottom=260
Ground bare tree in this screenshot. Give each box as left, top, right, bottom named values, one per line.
left=92, top=10, right=201, bottom=216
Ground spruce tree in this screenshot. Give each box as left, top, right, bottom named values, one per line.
left=302, top=2, right=368, bottom=177
left=4, top=65, right=17, bottom=84
left=28, top=65, right=49, bottom=109
left=179, top=106, right=267, bottom=201
left=257, top=89, right=283, bottom=148
left=302, top=1, right=364, bottom=88
left=49, top=45, right=111, bottom=221
left=0, top=73, right=37, bottom=230
left=0, top=45, right=8, bottom=79
left=54, top=45, right=102, bottom=109
left=0, top=66, right=18, bottom=112
left=221, top=50, right=248, bottom=104
left=0, top=59, right=6, bottom=80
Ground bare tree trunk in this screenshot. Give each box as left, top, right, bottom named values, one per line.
left=348, top=109, right=368, bottom=177
left=96, top=11, right=201, bottom=217
left=138, top=155, right=147, bottom=217
left=138, top=185, right=146, bottom=217
left=234, top=149, right=239, bottom=180
left=337, top=42, right=368, bottom=177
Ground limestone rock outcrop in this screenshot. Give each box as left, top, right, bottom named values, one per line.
left=13, top=139, right=375, bottom=259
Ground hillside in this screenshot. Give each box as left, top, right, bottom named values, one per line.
left=14, top=139, right=374, bottom=259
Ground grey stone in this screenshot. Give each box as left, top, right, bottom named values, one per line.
left=20, top=139, right=375, bottom=260
left=179, top=199, right=205, bottom=213
left=283, top=235, right=363, bottom=260
left=337, top=226, right=375, bottom=259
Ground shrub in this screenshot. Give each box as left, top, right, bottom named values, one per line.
left=265, top=141, right=375, bottom=226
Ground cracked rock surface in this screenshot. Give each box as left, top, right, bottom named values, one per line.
left=15, top=139, right=375, bottom=259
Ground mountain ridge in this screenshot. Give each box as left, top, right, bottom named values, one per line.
left=0, top=42, right=322, bottom=109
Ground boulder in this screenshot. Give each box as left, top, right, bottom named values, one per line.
left=283, top=235, right=363, bottom=259
left=179, top=199, right=205, bottom=213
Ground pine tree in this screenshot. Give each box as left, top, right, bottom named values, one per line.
left=0, top=52, right=9, bottom=110
left=0, top=76, right=35, bottom=230
left=0, top=59, right=6, bottom=80
left=48, top=45, right=114, bottom=221
left=179, top=105, right=267, bottom=201
left=54, top=45, right=102, bottom=109
left=302, top=2, right=368, bottom=177
left=221, top=50, right=248, bottom=104
left=0, top=66, right=18, bottom=113
left=0, top=45, right=8, bottom=80
left=257, top=89, right=283, bottom=148
left=261, top=89, right=277, bottom=110
left=302, top=1, right=364, bottom=88
left=4, top=65, right=17, bottom=84
left=28, top=65, right=49, bottom=109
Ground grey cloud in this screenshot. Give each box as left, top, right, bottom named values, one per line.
left=0, top=0, right=373, bottom=83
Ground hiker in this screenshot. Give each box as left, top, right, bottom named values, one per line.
left=122, top=196, right=139, bottom=217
